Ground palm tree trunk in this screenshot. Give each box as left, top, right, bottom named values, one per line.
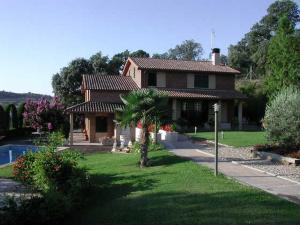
left=140, top=124, right=149, bottom=167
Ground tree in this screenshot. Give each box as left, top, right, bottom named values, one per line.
left=89, top=51, right=109, bottom=74
left=107, top=50, right=150, bottom=74
left=23, top=97, right=69, bottom=137
left=17, top=103, right=25, bottom=128
left=168, top=39, right=203, bottom=60
left=5, top=104, right=18, bottom=129
left=52, top=58, right=93, bottom=105
left=264, top=15, right=300, bottom=97
left=130, top=50, right=150, bottom=58
left=228, top=0, right=300, bottom=77
left=118, top=89, right=167, bottom=167
left=52, top=50, right=150, bottom=104
left=152, top=39, right=203, bottom=60
left=152, top=52, right=170, bottom=59
left=0, top=105, right=7, bottom=131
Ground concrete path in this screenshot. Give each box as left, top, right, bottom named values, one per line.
left=164, top=140, right=300, bottom=204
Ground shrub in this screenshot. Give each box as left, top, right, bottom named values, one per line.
left=32, top=148, right=86, bottom=194
left=264, top=87, right=300, bottom=146
left=237, top=80, right=267, bottom=124
left=13, top=151, right=36, bottom=185
left=148, top=141, right=164, bottom=152
left=4, top=131, right=90, bottom=225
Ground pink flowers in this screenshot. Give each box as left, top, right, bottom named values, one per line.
left=48, top=123, right=53, bottom=130
left=23, top=97, right=65, bottom=131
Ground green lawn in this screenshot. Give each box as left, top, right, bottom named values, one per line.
left=0, top=165, right=13, bottom=178
left=1, top=150, right=299, bottom=225
left=187, top=131, right=267, bottom=147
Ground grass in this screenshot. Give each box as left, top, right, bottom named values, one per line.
left=187, top=131, right=267, bottom=147
left=1, top=150, right=299, bottom=225
left=0, top=165, right=13, bottom=178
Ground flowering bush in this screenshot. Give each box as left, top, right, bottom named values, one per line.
left=23, top=97, right=69, bottom=137
left=13, top=151, right=36, bottom=185
left=160, top=124, right=176, bottom=132
left=13, top=132, right=88, bottom=194
left=137, top=121, right=176, bottom=132
left=32, top=148, right=87, bottom=194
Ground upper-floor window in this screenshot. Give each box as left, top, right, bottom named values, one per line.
left=194, top=75, right=208, bottom=88
left=133, top=68, right=136, bottom=78
left=148, top=72, right=157, bottom=86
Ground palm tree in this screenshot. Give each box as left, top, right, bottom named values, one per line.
left=118, top=89, right=167, bottom=167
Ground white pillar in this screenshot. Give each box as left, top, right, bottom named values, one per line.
left=69, top=113, right=74, bottom=145
left=238, top=102, right=243, bottom=130
left=172, top=99, right=177, bottom=120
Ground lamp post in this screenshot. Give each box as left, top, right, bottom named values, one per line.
left=213, top=103, right=220, bottom=176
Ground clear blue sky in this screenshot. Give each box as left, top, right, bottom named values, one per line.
left=0, top=0, right=276, bottom=95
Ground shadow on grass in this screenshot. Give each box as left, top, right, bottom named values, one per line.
left=67, top=189, right=300, bottom=225
left=149, top=154, right=188, bottom=167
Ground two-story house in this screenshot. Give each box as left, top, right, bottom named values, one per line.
left=67, top=48, right=246, bottom=144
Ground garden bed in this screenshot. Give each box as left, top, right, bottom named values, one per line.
left=253, top=144, right=300, bottom=166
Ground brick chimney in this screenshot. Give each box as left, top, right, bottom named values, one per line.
left=212, top=48, right=220, bottom=65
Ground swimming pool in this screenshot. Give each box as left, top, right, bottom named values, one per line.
left=0, top=145, right=39, bottom=166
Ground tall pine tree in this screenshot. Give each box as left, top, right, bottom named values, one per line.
left=265, top=15, right=300, bottom=97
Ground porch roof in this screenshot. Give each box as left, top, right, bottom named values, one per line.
left=66, top=101, right=124, bottom=113
left=156, top=88, right=247, bottom=100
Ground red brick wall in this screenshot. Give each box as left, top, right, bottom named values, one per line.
left=216, top=74, right=235, bottom=90
left=90, top=90, right=129, bottom=103
left=166, top=72, right=187, bottom=88
left=142, top=70, right=235, bottom=90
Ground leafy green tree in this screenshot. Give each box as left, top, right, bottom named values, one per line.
left=52, top=58, right=93, bottom=105
left=5, top=104, right=18, bottom=129
left=118, top=89, right=167, bottom=167
left=0, top=105, right=7, bottom=131
left=17, top=103, right=25, bottom=128
left=107, top=50, right=130, bottom=75
left=265, top=15, right=300, bottom=97
left=107, top=50, right=150, bottom=74
left=168, top=39, right=203, bottom=60
left=152, top=52, right=170, bottom=59
left=236, top=80, right=267, bottom=124
left=228, top=0, right=300, bottom=77
left=89, top=51, right=109, bottom=74
left=152, top=40, right=203, bottom=60
left=130, top=50, right=150, bottom=58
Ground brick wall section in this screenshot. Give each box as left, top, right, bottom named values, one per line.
left=142, top=70, right=234, bottom=90
left=166, top=72, right=187, bottom=88
left=90, top=90, right=129, bottom=103
left=215, top=74, right=235, bottom=90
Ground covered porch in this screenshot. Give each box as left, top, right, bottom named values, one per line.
left=66, top=101, right=129, bottom=145
left=159, top=88, right=246, bottom=130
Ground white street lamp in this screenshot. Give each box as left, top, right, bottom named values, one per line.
left=213, top=103, right=220, bottom=176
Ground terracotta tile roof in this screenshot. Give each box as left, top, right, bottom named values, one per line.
left=154, top=88, right=247, bottom=100
left=130, top=57, right=240, bottom=74
left=82, top=74, right=139, bottom=90
left=66, top=101, right=124, bottom=113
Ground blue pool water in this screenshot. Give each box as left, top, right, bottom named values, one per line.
left=0, top=145, right=39, bottom=166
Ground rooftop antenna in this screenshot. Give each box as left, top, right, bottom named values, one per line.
left=211, top=29, right=215, bottom=50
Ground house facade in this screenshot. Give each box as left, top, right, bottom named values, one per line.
left=67, top=48, right=246, bottom=144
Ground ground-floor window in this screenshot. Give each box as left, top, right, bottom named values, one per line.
left=181, top=101, right=208, bottom=126
left=95, top=116, right=107, bottom=132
